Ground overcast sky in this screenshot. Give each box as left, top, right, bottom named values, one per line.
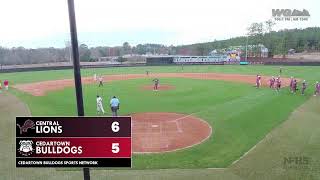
left=0, top=0, right=319, bottom=48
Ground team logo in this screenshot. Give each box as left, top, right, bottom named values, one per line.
left=18, top=140, right=34, bottom=156
left=17, top=119, right=35, bottom=134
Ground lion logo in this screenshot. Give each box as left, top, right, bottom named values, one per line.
left=17, top=119, right=35, bottom=134
left=18, top=140, right=34, bottom=156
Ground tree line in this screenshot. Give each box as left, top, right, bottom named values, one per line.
left=1, top=26, right=319, bottom=65
left=0, top=43, right=176, bottom=65
left=176, top=25, right=320, bottom=57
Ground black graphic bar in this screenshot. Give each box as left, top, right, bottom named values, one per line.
left=16, top=158, right=131, bottom=168
left=16, top=117, right=131, bottom=137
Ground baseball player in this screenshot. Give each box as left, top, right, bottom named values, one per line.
left=96, top=95, right=105, bottom=114
left=110, top=96, right=120, bottom=117
left=301, top=80, right=307, bottom=95
left=0, top=80, right=2, bottom=93
left=4, top=80, right=9, bottom=90
left=269, top=77, right=274, bottom=88
left=292, top=79, right=298, bottom=94
left=256, top=75, right=261, bottom=88
left=153, top=78, right=159, bottom=91
left=98, top=76, right=103, bottom=87
left=276, top=77, right=281, bottom=92
left=314, top=81, right=320, bottom=96
left=272, top=76, right=276, bottom=88
left=146, top=70, right=149, bottom=76
left=289, top=77, right=294, bottom=93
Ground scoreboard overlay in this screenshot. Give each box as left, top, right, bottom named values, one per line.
left=16, top=117, right=132, bottom=168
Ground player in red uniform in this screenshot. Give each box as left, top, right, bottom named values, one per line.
left=4, top=80, right=9, bottom=90
left=153, top=78, right=159, bottom=91
left=292, top=79, right=297, bottom=94
left=289, top=77, right=294, bottom=93
left=272, top=76, right=276, bottom=89
left=269, top=76, right=275, bottom=88
left=276, top=77, right=281, bottom=92
left=98, top=76, right=103, bottom=87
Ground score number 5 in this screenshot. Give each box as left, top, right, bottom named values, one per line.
left=112, top=143, right=120, bottom=153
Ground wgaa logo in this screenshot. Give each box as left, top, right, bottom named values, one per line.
left=18, top=140, right=34, bottom=156
left=17, top=119, right=35, bottom=134
left=272, top=9, right=310, bottom=17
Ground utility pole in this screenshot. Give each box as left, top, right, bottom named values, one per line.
left=67, top=0, right=90, bottom=180
left=245, top=35, right=249, bottom=62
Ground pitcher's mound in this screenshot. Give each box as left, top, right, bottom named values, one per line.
left=141, top=85, right=175, bottom=91
left=132, top=112, right=212, bottom=153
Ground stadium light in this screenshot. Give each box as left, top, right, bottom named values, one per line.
left=67, top=0, right=90, bottom=180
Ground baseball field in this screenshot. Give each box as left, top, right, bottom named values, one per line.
left=1, top=65, right=320, bottom=179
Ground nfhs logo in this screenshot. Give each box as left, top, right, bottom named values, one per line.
left=18, top=140, right=34, bottom=156
left=17, top=119, right=35, bottom=134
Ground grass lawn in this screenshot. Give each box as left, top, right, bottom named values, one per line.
left=2, top=92, right=319, bottom=180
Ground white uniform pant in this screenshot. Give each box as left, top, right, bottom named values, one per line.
left=97, top=104, right=105, bottom=114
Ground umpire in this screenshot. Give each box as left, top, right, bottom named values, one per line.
left=110, top=96, right=120, bottom=117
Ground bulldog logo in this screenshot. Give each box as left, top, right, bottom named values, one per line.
left=17, top=119, right=35, bottom=134
left=18, top=140, right=34, bottom=156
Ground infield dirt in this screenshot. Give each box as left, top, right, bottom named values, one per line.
left=14, top=73, right=293, bottom=96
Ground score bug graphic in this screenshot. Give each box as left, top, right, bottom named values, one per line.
left=16, top=117, right=132, bottom=168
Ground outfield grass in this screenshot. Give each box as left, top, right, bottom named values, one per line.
left=2, top=87, right=319, bottom=180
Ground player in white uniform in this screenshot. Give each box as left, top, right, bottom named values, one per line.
left=96, top=95, right=105, bottom=114
left=93, top=74, right=97, bottom=82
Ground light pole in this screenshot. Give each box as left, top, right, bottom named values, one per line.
left=67, top=0, right=90, bottom=180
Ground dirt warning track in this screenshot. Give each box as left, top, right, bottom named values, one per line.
left=14, top=73, right=292, bottom=96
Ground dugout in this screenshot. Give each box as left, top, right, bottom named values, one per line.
left=146, top=56, right=174, bottom=65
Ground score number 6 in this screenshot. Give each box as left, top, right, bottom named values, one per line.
left=111, top=121, right=120, bottom=132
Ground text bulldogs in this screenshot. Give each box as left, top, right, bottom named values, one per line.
left=35, top=141, right=82, bottom=155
